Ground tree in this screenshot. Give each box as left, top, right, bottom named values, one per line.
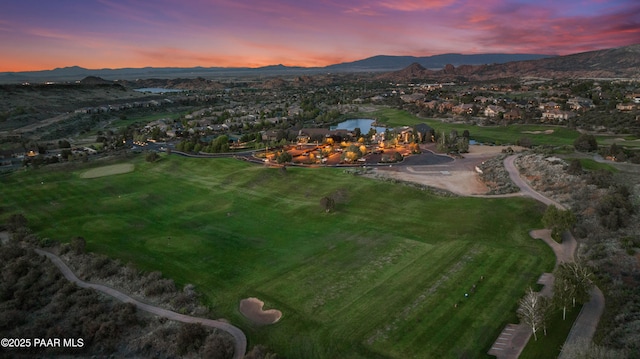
left=456, top=136, right=469, bottom=153
left=567, top=159, right=583, bottom=175
left=211, top=135, right=230, bottom=153
left=517, top=137, right=533, bottom=148
left=71, top=236, right=86, bottom=254
left=553, top=266, right=575, bottom=320
left=539, top=294, right=553, bottom=337
left=542, top=205, right=575, bottom=242
left=58, top=139, right=71, bottom=149
left=597, top=185, right=634, bottom=230
left=320, top=196, right=335, bottom=213
left=573, top=133, right=598, bottom=152
left=276, top=151, right=292, bottom=164
left=565, top=261, right=593, bottom=308
left=517, top=287, right=547, bottom=341
left=145, top=151, right=159, bottom=162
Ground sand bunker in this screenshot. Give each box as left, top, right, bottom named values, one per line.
left=239, top=297, right=282, bottom=325
left=80, top=164, right=134, bottom=179
left=522, top=129, right=554, bottom=135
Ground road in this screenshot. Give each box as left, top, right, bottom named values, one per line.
left=35, top=249, right=247, bottom=359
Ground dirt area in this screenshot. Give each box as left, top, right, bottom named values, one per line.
left=369, top=145, right=521, bottom=196
left=239, top=298, right=282, bottom=325
left=80, top=163, right=135, bottom=179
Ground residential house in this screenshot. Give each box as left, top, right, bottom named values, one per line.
left=503, top=108, right=522, bottom=121
left=400, top=93, right=426, bottom=103
left=452, top=104, right=475, bottom=115
left=567, top=97, right=595, bottom=111
left=539, top=101, right=560, bottom=111
left=541, top=109, right=575, bottom=122
left=438, top=101, right=454, bottom=113
left=616, top=103, right=637, bottom=111
left=261, top=130, right=280, bottom=142
left=423, top=100, right=439, bottom=110
left=484, top=105, right=505, bottom=118
left=625, top=93, right=640, bottom=104
left=474, top=96, right=492, bottom=104
left=297, top=128, right=331, bottom=143
left=296, top=128, right=352, bottom=144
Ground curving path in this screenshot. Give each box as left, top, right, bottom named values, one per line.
left=488, top=155, right=604, bottom=359
left=35, top=249, right=247, bottom=359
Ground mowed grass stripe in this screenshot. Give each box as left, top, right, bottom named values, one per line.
left=402, top=250, right=533, bottom=358
left=369, top=246, right=495, bottom=358
left=326, top=241, right=471, bottom=341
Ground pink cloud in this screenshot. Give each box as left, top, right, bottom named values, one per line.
left=376, top=0, right=456, bottom=11
left=453, top=1, right=640, bottom=55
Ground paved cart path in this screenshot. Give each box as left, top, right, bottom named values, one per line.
left=488, top=155, right=604, bottom=359
left=35, top=249, right=247, bottom=359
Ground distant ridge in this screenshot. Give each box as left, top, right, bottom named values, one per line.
left=378, top=43, right=640, bottom=81
left=0, top=54, right=552, bottom=84
left=325, top=53, right=553, bottom=71
left=1, top=45, right=638, bottom=83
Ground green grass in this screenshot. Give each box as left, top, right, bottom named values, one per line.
left=567, top=158, right=619, bottom=173
left=0, top=155, right=555, bottom=358
left=519, top=306, right=582, bottom=359
left=353, top=108, right=581, bottom=146
left=596, top=135, right=640, bottom=148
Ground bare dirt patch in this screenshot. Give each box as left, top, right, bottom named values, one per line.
left=369, top=145, right=520, bottom=196
left=80, top=164, right=135, bottom=179
left=239, top=297, right=282, bottom=325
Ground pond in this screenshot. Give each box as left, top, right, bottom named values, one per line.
left=330, top=119, right=386, bottom=134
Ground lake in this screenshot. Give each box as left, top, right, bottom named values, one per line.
left=330, top=119, right=386, bottom=134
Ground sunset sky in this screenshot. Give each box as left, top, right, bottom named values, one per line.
left=1, top=0, right=638, bottom=72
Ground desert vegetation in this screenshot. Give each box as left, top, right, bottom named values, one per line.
left=513, top=153, right=639, bottom=356
left=0, top=222, right=237, bottom=358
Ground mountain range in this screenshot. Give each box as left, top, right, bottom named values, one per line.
left=0, top=44, right=638, bottom=84
left=381, top=44, right=640, bottom=81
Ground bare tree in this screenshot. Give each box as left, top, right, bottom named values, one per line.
left=517, top=287, right=545, bottom=341
left=553, top=264, right=576, bottom=320
left=566, top=261, right=593, bottom=308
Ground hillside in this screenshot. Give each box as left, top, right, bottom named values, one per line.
left=380, top=44, right=640, bottom=81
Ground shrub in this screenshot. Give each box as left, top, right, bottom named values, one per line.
left=573, top=133, right=598, bottom=152
left=145, top=151, right=159, bottom=162
left=176, top=323, right=208, bottom=355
